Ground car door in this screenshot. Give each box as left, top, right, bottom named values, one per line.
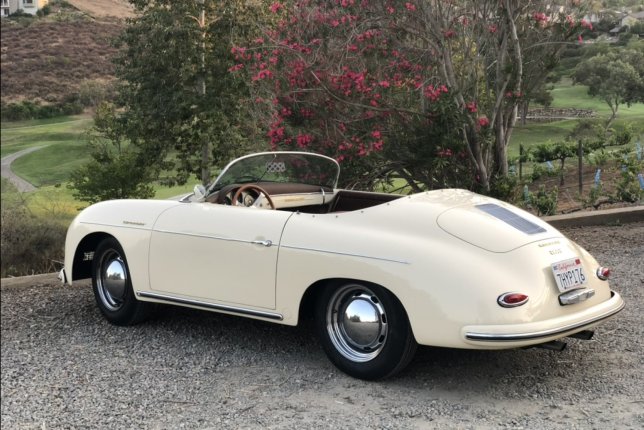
left=148, top=203, right=293, bottom=309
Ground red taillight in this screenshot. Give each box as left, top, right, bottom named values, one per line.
left=596, top=267, right=611, bottom=281
left=497, top=292, right=529, bottom=308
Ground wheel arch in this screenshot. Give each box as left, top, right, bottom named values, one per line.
left=297, top=277, right=410, bottom=326
left=71, top=232, right=116, bottom=281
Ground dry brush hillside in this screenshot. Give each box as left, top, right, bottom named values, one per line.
left=0, top=1, right=131, bottom=105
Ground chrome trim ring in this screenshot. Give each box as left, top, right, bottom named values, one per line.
left=96, top=249, right=127, bottom=311
left=326, top=284, right=388, bottom=363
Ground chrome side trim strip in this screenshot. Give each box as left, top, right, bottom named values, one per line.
left=280, top=245, right=410, bottom=265
left=153, top=229, right=260, bottom=245
left=80, top=221, right=149, bottom=231
left=465, top=293, right=624, bottom=342
left=136, top=291, right=283, bottom=321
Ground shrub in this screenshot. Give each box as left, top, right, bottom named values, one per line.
left=489, top=174, right=521, bottom=204
left=533, top=185, right=559, bottom=216
left=0, top=100, right=83, bottom=121
left=0, top=202, right=67, bottom=277
left=614, top=154, right=644, bottom=203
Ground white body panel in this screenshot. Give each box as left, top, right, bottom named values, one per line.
left=63, top=189, right=624, bottom=350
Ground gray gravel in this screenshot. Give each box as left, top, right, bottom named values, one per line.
left=2, top=222, right=643, bottom=429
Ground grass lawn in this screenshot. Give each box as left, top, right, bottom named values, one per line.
left=0, top=115, right=93, bottom=158
left=511, top=79, right=644, bottom=158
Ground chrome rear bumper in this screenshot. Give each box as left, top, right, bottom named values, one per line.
left=463, top=291, right=624, bottom=343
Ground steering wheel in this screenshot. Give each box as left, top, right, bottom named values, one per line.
left=231, top=184, right=276, bottom=210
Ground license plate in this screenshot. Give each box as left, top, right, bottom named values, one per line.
left=551, top=258, right=587, bottom=292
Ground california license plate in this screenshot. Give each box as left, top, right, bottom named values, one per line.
left=551, top=258, right=587, bottom=292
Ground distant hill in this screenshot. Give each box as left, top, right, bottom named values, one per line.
left=0, top=2, right=130, bottom=106
left=65, top=0, right=134, bottom=19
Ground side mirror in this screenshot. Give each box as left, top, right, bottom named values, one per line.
left=193, top=184, right=206, bottom=201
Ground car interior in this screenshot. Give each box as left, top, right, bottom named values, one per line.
left=205, top=182, right=403, bottom=214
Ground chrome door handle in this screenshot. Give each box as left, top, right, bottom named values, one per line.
left=251, top=240, right=273, bottom=247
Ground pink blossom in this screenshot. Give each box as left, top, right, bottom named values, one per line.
left=443, top=29, right=456, bottom=39
left=581, top=19, right=593, bottom=30
left=228, top=64, right=244, bottom=72
left=296, top=133, right=313, bottom=148
left=254, top=37, right=265, bottom=44
left=488, top=25, right=497, bottom=34
left=465, top=101, right=477, bottom=113
left=477, top=116, right=490, bottom=127
left=371, top=130, right=382, bottom=139
left=437, top=148, right=453, bottom=157
left=378, top=80, right=390, bottom=88
left=578, top=34, right=583, bottom=44
left=387, top=6, right=394, bottom=14
left=252, top=70, right=273, bottom=81
left=269, top=2, right=283, bottom=13
left=405, top=3, right=416, bottom=11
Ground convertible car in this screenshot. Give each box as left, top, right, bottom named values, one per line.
left=61, top=151, right=624, bottom=380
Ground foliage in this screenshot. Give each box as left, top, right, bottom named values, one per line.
left=113, top=0, right=270, bottom=185
left=572, top=47, right=644, bottom=126
left=581, top=182, right=604, bottom=209
left=68, top=103, right=155, bottom=204
left=532, top=140, right=577, bottom=185
left=613, top=152, right=644, bottom=203
left=0, top=194, right=66, bottom=277
left=0, top=100, right=83, bottom=121
left=532, top=185, right=559, bottom=216
left=235, top=0, right=589, bottom=192
left=489, top=174, right=521, bottom=203
left=78, top=79, right=117, bottom=109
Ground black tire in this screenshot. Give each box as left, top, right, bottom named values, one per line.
left=92, top=238, right=151, bottom=326
left=315, top=281, right=417, bottom=380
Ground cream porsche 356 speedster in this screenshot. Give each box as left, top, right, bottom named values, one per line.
left=60, top=151, right=624, bottom=380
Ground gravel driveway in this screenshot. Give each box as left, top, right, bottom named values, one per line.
left=2, top=223, right=643, bottom=429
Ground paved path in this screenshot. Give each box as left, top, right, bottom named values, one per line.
left=0, top=147, right=45, bottom=192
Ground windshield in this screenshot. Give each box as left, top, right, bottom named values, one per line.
left=209, top=152, right=340, bottom=192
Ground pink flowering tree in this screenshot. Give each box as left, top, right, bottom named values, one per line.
left=234, top=0, right=587, bottom=192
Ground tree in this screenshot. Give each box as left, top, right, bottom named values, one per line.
left=68, top=103, right=155, bottom=204
left=573, top=47, right=644, bottom=127
left=113, top=0, right=269, bottom=186
left=237, top=0, right=587, bottom=192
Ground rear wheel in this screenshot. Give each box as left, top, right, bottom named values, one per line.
left=315, top=282, right=417, bottom=380
left=92, top=238, right=150, bottom=326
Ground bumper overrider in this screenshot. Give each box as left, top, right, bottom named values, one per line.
left=462, top=291, right=624, bottom=347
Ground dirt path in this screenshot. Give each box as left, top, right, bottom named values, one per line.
left=0, top=147, right=45, bottom=192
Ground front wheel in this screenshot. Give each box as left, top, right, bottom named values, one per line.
left=315, top=282, right=417, bottom=380
left=92, top=238, right=151, bottom=326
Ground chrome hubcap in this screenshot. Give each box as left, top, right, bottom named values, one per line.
left=327, top=285, right=388, bottom=362
left=96, top=250, right=127, bottom=311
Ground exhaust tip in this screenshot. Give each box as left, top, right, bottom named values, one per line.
left=568, top=330, right=594, bottom=341
left=535, top=340, right=567, bottom=352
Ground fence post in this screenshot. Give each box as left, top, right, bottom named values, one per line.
left=578, top=140, right=583, bottom=195
left=519, top=144, right=523, bottom=180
